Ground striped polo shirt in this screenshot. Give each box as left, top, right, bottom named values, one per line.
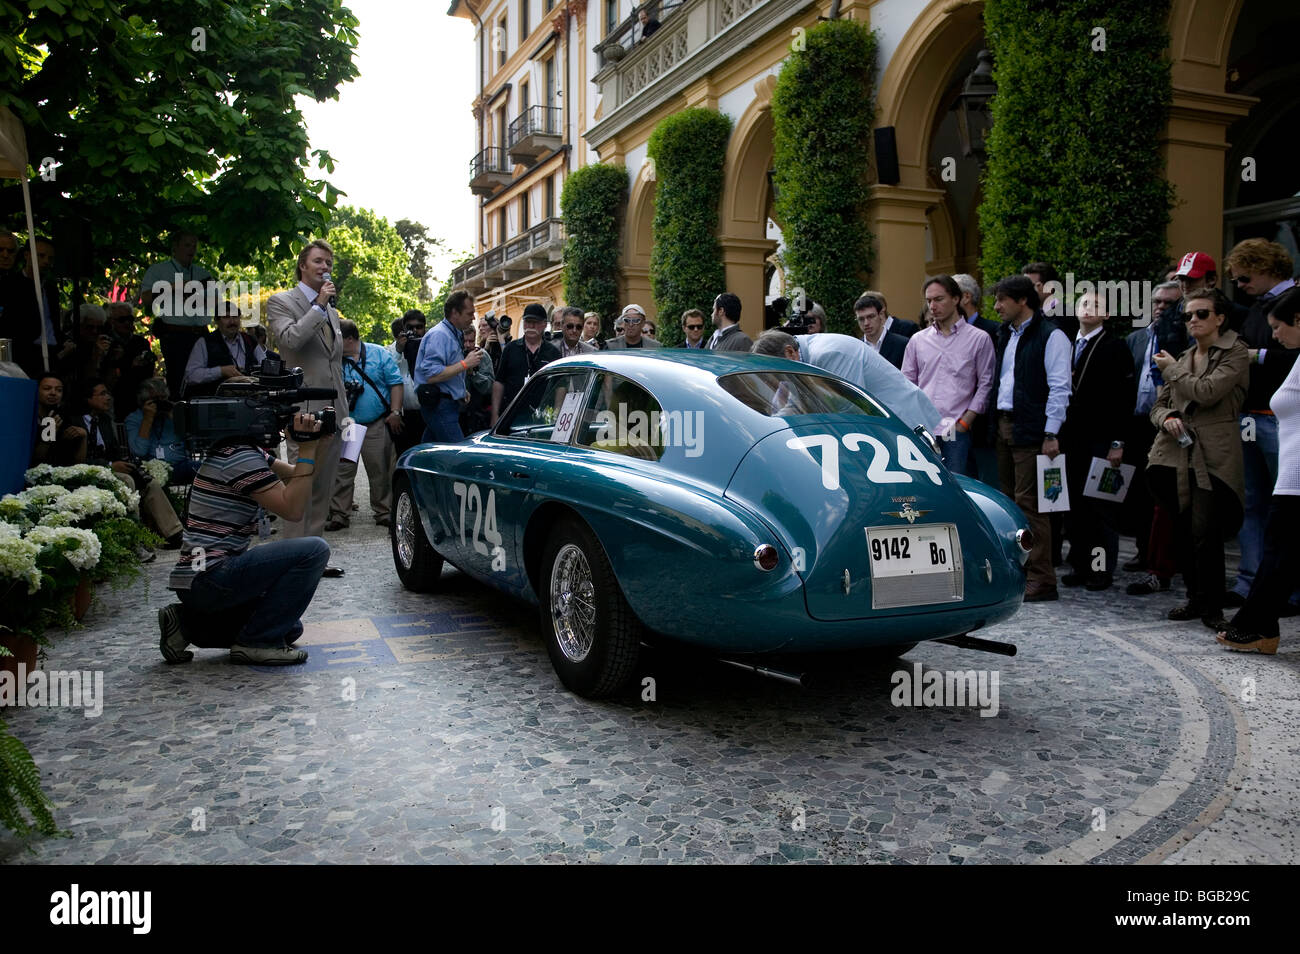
left=167, top=444, right=280, bottom=591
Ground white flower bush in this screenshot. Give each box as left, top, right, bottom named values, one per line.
left=19, top=486, right=69, bottom=507
left=25, top=526, right=102, bottom=572
left=53, top=486, right=128, bottom=523
left=0, top=496, right=30, bottom=524
left=141, top=459, right=172, bottom=486
left=0, top=527, right=42, bottom=594
left=25, top=463, right=139, bottom=512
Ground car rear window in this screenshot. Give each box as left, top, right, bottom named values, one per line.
left=718, top=371, right=887, bottom=419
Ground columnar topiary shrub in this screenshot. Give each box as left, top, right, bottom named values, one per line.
left=771, top=19, right=877, bottom=335
left=647, top=108, right=733, bottom=347
left=561, top=163, right=629, bottom=336
left=979, top=0, right=1174, bottom=299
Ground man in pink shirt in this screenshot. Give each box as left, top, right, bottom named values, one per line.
left=902, top=274, right=996, bottom=475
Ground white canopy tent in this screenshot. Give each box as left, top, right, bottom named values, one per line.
left=0, top=105, right=51, bottom=374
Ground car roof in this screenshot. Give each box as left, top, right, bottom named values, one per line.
left=528, top=350, right=858, bottom=479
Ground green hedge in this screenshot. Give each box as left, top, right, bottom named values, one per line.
left=771, top=19, right=877, bottom=335
left=561, top=163, right=628, bottom=335
left=648, top=108, right=733, bottom=347
left=979, top=0, right=1174, bottom=301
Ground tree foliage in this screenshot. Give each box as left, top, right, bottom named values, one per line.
left=771, top=19, right=877, bottom=335
left=979, top=0, right=1174, bottom=291
left=394, top=218, right=443, bottom=302
left=325, top=206, right=422, bottom=343
left=0, top=0, right=360, bottom=283
left=560, top=162, right=627, bottom=337
left=647, top=108, right=732, bottom=347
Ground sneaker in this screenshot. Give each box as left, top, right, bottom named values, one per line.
left=229, top=644, right=308, bottom=666
left=158, top=604, right=192, bottom=664
left=1126, top=574, right=1169, bottom=596
left=1215, top=626, right=1279, bottom=655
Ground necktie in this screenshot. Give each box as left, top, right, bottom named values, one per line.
left=1074, top=337, right=1086, bottom=367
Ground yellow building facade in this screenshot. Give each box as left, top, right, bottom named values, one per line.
left=451, top=0, right=1299, bottom=335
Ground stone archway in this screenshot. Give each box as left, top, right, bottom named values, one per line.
left=623, top=165, right=656, bottom=323
left=719, top=75, right=779, bottom=337
left=870, top=0, right=984, bottom=311
left=1165, top=0, right=1254, bottom=257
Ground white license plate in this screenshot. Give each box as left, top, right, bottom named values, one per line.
left=865, top=525, right=956, bottom=579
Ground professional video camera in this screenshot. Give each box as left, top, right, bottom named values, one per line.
left=484, top=310, right=512, bottom=334
left=173, top=357, right=338, bottom=453
left=779, top=295, right=817, bottom=335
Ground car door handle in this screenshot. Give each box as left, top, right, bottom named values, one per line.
left=509, top=471, right=530, bottom=480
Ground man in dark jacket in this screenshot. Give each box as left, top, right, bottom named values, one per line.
left=988, top=276, right=1074, bottom=602
left=1062, top=292, right=1137, bottom=591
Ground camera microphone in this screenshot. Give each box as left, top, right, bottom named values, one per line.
left=287, top=387, right=338, bottom=401
left=323, top=271, right=337, bottom=308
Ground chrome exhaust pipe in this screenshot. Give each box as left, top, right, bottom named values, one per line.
left=718, top=658, right=807, bottom=687
left=936, top=633, right=1018, bottom=657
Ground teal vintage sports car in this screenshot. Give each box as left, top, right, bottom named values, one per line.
left=391, top=350, right=1030, bottom=698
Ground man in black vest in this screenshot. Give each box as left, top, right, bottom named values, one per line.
left=180, top=301, right=265, bottom=397
left=1062, top=292, right=1136, bottom=592
left=988, top=275, right=1074, bottom=601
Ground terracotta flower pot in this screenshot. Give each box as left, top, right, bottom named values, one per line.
left=70, top=577, right=94, bottom=622
left=1, top=633, right=39, bottom=700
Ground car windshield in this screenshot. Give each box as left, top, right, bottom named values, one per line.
left=718, top=371, right=887, bottom=419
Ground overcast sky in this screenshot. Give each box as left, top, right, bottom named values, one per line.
left=297, top=0, right=478, bottom=283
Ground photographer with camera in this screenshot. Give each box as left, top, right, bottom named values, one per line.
left=125, top=377, right=197, bottom=484
left=265, top=241, right=347, bottom=559
left=158, top=411, right=332, bottom=666
left=414, top=291, right=485, bottom=442
left=326, top=319, right=404, bottom=529
left=391, top=311, right=428, bottom=455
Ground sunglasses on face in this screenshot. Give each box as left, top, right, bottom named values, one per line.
left=685, top=324, right=703, bottom=330
left=1187, top=308, right=1216, bottom=320
left=1233, top=275, right=1251, bottom=285
left=563, top=323, right=582, bottom=330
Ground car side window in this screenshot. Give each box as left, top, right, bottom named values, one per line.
left=574, top=373, right=666, bottom=462
left=497, top=370, right=592, bottom=442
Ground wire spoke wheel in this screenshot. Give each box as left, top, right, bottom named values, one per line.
left=550, top=544, right=596, bottom=662
left=390, top=473, right=443, bottom=592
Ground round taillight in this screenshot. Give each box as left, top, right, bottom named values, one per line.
left=753, top=544, right=779, bottom=571
left=1016, top=528, right=1033, bottom=553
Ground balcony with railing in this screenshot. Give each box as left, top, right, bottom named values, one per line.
left=451, top=217, right=566, bottom=294
left=588, top=0, right=813, bottom=148
left=469, top=146, right=512, bottom=197
left=507, top=105, right=563, bottom=165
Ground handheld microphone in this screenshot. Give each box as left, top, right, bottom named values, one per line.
left=323, top=271, right=337, bottom=308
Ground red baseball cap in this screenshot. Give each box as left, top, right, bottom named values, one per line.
left=1174, top=251, right=1216, bottom=279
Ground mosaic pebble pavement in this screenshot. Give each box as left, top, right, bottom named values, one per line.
left=4, top=468, right=1298, bottom=865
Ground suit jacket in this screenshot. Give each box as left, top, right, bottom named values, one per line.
left=605, top=335, right=662, bottom=350
left=710, top=325, right=752, bottom=352
left=1126, top=326, right=1153, bottom=379
left=876, top=331, right=908, bottom=369
left=1064, top=328, right=1135, bottom=451
left=265, top=288, right=346, bottom=414
left=1, top=271, right=62, bottom=377
left=970, top=314, right=1000, bottom=340
left=886, top=316, right=919, bottom=339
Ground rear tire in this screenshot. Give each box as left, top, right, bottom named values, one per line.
left=540, top=516, right=641, bottom=698
left=391, top=473, right=444, bottom=592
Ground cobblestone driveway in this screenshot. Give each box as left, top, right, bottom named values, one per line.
left=4, top=478, right=1297, bottom=864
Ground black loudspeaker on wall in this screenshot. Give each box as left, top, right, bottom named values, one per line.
left=874, top=126, right=900, bottom=186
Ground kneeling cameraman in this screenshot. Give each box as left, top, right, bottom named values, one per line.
left=157, top=411, right=331, bottom=666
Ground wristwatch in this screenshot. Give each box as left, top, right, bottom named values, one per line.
left=1110, top=440, right=1125, bottom=450
left=1043, top=432, right=1058, bottom=441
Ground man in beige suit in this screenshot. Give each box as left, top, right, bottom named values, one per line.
left=266, top=240, right=347, bottom=575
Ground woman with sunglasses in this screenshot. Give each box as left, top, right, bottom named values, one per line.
left=1145, top=287, right=1251, bottom=629
left=1215, top=286, right=1300, bottom=653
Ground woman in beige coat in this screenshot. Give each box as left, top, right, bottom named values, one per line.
left=1147, top=288, right=1250, bottom=627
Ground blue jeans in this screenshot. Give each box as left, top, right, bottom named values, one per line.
left=421, top=398, right=465, bottom=443
left=178, top=537, right=330, bottom=648
left=937, top=430, right=972, bottom=476
left=1234, top=413, right=1279, bottom=596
